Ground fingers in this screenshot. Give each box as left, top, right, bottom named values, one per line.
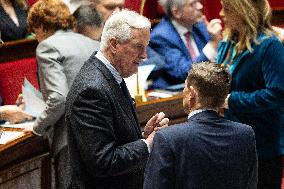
left=158, top=118, right=169, bottom=127
left=155, top=112, right=166, bottom=124
left=154, top=124, right=168, bottom=132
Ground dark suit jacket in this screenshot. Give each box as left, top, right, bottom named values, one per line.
left=65, top=54, right=149, bottom=189
left=149, top=17, right=211, bottom=88
left=144, top=110, right=257, bottom=189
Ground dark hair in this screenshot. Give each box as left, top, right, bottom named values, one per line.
left=73, top=4, right=103, bottom=33
left=27, top=0, right=74, bottom=33
left=186, top=62, right=231, bottom=108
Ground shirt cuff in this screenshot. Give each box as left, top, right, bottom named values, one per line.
left=141, top=139, right=151, bottom=153
left=203, top=42, right=217, bottom=61
left=32, top=128, right=42, bottom=136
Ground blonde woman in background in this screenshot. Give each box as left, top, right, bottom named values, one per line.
left=217, top=0, right=284, bottom=188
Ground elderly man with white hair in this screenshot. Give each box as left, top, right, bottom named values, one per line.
left=65, top=10, right=169, bottom=189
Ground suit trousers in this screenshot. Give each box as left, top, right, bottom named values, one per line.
left=54, top=146, right=71, bottom=189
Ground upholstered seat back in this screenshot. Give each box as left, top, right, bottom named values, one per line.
left=0, top=57, right=39, bottom=105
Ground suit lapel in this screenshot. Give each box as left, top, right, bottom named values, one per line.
left=94, top=58, right=142, bottom=137
left=166, top=19, right=189, bottom=58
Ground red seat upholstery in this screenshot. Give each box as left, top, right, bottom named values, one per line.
left=0, top=57, right=39, bottom=105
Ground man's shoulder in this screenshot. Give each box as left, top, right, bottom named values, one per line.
left=39, top=30, right=98, bottom=50
left=151, top=17, right=176, bottom=37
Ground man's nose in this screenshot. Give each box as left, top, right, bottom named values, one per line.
left=140, top=47, right=147, bottom=59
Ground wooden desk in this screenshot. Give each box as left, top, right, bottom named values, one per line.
left=0, top=96, right=187, bottom=189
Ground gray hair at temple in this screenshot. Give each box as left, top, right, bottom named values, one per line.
left=159, top=0, right=186, bottom=18
left=100, top=9, right=151, bottom=51
left=186, top=62, right=231, bottom=108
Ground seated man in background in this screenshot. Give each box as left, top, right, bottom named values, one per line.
left=149, top=0, right=222, bottom=89
left=73, top=3, right=103, bottom=41
left=26, top=0, right=100, bottom=188
left=144, top=62, right=257, bottom=189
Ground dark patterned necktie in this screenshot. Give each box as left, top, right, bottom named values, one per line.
left=120, top=79, right=133, bottom=107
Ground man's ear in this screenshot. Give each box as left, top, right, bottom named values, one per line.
left=189, top=86, right=198, bottom=99
left=109, top=37, right=119, bottom=53
left=171, top=7, right=182, bottom=20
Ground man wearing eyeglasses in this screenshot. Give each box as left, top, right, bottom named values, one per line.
left=149, top=0, right=222, bottom=89
left=90, top=0, right=125, bottom=22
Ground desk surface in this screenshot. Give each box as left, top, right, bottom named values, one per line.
left=0, top=95, right=186, bottom=169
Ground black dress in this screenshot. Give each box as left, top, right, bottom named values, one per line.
left=0, top=2, right=28, bottom=42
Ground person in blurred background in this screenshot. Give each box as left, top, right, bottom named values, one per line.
left=73, top=3, right=103, bottom=41
left=0, top=0, right=29, bottom=42
left=90, top=0, right=124, bottom=22
left=26, top=0, right=99, bottom=188
left=217, top=0, right=284, bottom=188
left=149, top=0, right=222, bottom=89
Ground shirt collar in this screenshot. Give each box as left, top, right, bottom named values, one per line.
left=188, top=109, right=217, bottom=119
left=171, top=19, right=192, bottom=36
left=95, top=51, right=122, bottom=84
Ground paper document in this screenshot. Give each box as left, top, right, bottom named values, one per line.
left=1, top=121, right=34, bottom=129
left=0, top=131, right=24, bottom=144
left=125, top=64, right=155, bottom=101
left=22, top=78, right=45, bottom=117
left=24, top=78, right=43, bottom=100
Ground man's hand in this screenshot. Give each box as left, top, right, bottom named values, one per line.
left=144, top=112, right=169, bottom=138
left=16, top=94, right=25, bottom=109
left=0, top=105, right=33, bottom=124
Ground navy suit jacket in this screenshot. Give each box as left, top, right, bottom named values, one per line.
left=149, top=17, right=211, bottom=88
left=144, top=110, right=257, bottom=189
left=66, top=54, right=149, bottom=189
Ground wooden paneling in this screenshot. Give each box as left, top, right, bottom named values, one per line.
left=0, top=38, right=37, bottom=63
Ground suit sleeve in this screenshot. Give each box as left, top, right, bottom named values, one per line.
left=150, top=34, right=208, bottom=81
left=69, top=88, right=149, bottom=178
left=229, top=40, right=284, bottom=113
left=33, top=42, right=68, bottom=135
left=143, top=132, right=175, bottom=189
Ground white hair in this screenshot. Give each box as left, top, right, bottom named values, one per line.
left=100, top=9, right=151, bottom=51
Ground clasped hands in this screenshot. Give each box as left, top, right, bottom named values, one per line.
left=144, top=112, right=169, bottom=146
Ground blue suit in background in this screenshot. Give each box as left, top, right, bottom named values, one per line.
left=144, top=110, right=257, bottom=189
left=149, top=17, right=211, bottom=89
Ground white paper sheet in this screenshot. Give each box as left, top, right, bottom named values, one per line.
left=1, top=121, right=34, bottom=129
left=22, top=85, right=45, bottom=117
left=124, top=65, right=155, bottom=101
left=0, top=131, right=24, bottom=144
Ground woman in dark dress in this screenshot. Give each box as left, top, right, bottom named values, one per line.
left=0, top=0, right=28, bottom=42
